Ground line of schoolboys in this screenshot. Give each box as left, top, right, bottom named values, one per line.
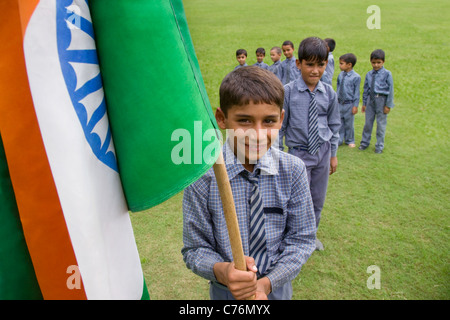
left=234, top=41, right=394, bottom=153
left=182, top=37, right=394, bottom=300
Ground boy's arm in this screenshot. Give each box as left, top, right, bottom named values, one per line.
left=336, top=73, right=341, bottom=92
left=327, top=90, right=340, bottom=158
left=182, top=181, right=225, bottom=281
left=279, top=85, right=290, bottom=151
left=385, top=71, right=394, bottom=109
left=362, top=73, right=369, bottom=107
left=265, top=162, right=316, bottom=292
left=353, top=75, right=361, bottom=108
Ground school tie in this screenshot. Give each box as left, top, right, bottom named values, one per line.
left=307, top=91, right=321, bottom=155
left=338, top=73, right=346, bottom=102
left=285, top=60, right=290, bottom=83
left=370, top=71, right=377, bottom=104
left=242, top=170, right=270, bottom=276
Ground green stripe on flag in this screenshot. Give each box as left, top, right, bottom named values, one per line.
left=0, top=134, right=43, bottom=300
left=89, top=0, right=220, bottom=212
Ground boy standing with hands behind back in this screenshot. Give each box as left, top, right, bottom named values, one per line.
left=359, top=49, right=394, bottom=153
left=279, top=37, right=340, bottom=251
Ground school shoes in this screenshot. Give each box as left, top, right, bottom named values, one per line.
left=358, top=145, right=368, bottom=151
left=375, top=149, right=383, bottom=154
left=315, top=239, right=324, bottom=251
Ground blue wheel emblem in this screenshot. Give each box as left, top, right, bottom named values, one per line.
left=56, top=0, right=118, bottom=172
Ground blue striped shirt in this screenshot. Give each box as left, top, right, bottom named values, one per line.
left=336, top=69, right=361, bottom=107
left=362, top=67, right=394, bottom=108
left=269, top=60, right=282, bottom=81
left=280, top=57, right=301, bottom=85
left=279, top=76, right=341, bottom=157
left=182, top=142, right=316, bottom=292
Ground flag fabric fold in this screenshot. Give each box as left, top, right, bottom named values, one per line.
left=89, top=0, right=220, bottom=212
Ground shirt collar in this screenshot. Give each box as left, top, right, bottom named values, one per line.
left=295, top=75, right=326, bottom=93
left=223, top=139, right=279, bottom=179
left=373, top=66, right=384, bottom=74
left=344, top=69, right=355, bottom=76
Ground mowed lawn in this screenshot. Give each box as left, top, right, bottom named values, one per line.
left=130, top=0, right=449, bottom=299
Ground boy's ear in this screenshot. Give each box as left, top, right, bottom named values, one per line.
left=296, top=59, right=301, bottom=70
left=215, top=108, right=227, bottom=130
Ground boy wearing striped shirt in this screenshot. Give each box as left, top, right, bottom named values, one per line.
left=279, top=37, right=341, bottom=251
left=182, top=67, right=316, bottom=300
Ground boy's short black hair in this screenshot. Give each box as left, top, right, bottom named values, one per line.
left=297, top=37, right=329, bottom=62
left=256, top=47, right=266, bottom=55
left=370, top=49, right=385, bottom=61
left=324, top=38, right=336, bottom=52
left=220, top=66, right=284, bottom=116
left=236, top=49, right=247, bottom=57
left=282, top=40, right=294, bottom=49
left=339, top=53, right=357, bottom=67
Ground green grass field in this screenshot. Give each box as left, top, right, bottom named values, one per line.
left=131, top=0, right=449, bottom=299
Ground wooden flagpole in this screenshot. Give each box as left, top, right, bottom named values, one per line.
left=213, top=151, right=255, bottom=300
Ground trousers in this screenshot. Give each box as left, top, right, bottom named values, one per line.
left=361, top=95, right=388, bottom=151
left=338, top=102, right=355, bottom=145
left=288, top=141, right=331, bottom=228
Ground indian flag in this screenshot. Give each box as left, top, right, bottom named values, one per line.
left=0, top=0, right=219, bottom=299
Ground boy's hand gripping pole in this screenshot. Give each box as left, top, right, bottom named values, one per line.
left=213, top=151, right=255, bottom=300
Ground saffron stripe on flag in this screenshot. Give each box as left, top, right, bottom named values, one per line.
left=0, top=0, right=87, bottom=300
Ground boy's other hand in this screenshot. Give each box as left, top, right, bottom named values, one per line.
left=330, top=156, right=338, bottom=175
left=213, top=256, right=257, bottom=300
left=361, top=105, right=366, bottom=113
left=383, top=106, right=390, bottom=114
left=352, top=106, right=358, bottom=115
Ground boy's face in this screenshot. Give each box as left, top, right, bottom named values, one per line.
left=339, top=60, right=352, bottom=72
left=215, top=102, right=284, bottom=170
left=270, top=49, right=281, bottom=62
left=296, top=59, right=327, bottom=91
left=236, top=54, right=247, bottom=66
left=371, top=58, right=384, bottom=71
left=282, top=45, right=294, bottom=59
left=256, top=53, right=265, bottom=63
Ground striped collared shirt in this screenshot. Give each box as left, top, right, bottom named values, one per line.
left=336, top=69, right=361, bottom=107
left=280, top=57, right=300, bottom=85
left=362, top=67, right=394, bottom=108
left=279, top=76, right=341, bottom=157
left=182, top=142, right=316, bottom=292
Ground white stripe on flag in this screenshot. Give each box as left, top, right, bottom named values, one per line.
left=23, top=0, right=143, bottom=299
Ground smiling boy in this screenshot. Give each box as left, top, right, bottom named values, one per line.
left=182, top=66, right=316, bottom=300
left=279, top=37, right=340, bottom=251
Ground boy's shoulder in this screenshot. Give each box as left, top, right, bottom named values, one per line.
left=273, top=148, right=307, bottom=174
left=319, top=80, right=337, bottom=97
left=349, top=69, right=361, bottom=79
